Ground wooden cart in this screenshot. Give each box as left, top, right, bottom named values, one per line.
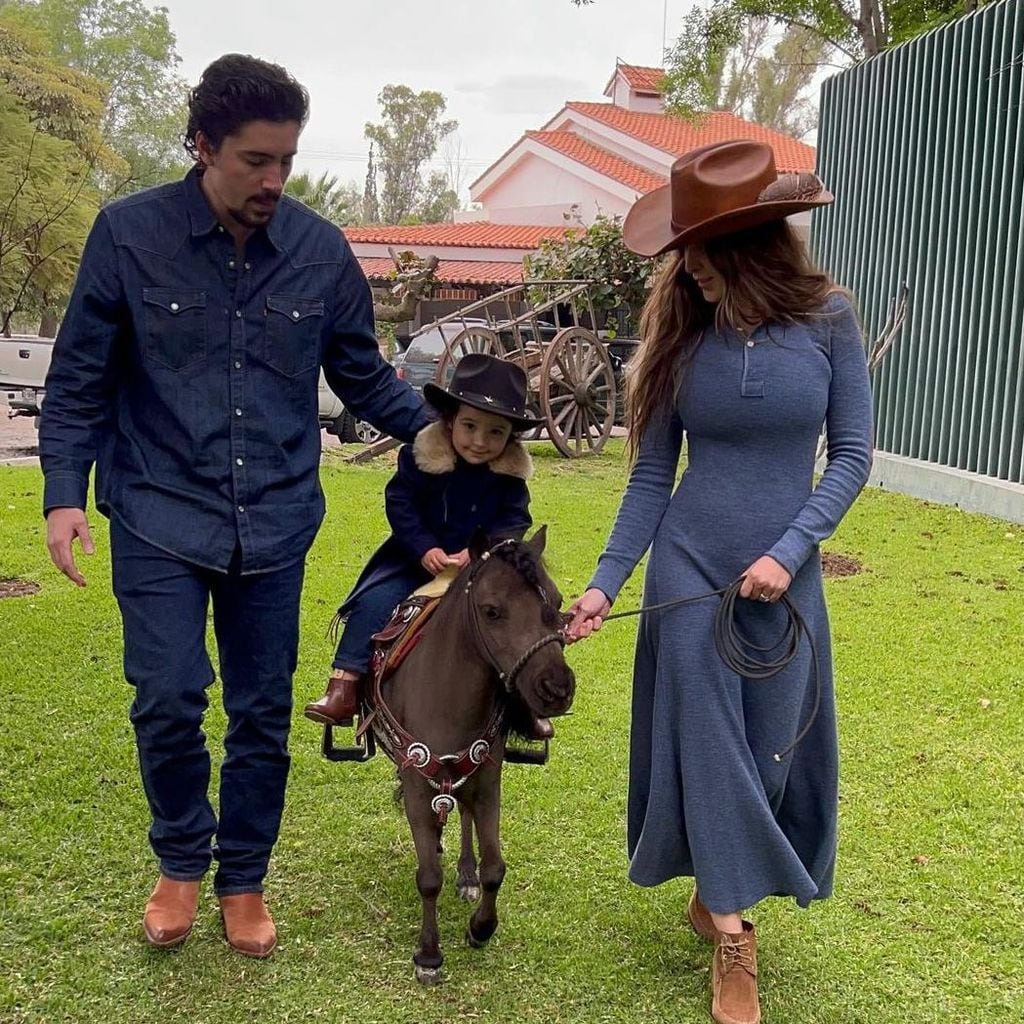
left=420, top=280, right=619, bottom=458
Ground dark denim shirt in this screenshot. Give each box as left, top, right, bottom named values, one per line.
left=39, top=168, right=429, bottom=573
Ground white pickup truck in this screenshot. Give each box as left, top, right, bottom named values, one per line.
left=0, top=333, right=381, bottom=441
left=0, top=334, right=54, bottom=420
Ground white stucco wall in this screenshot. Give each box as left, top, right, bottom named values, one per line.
left=610, top=76, right=664, bottom=114
left=475, top=152, right=632, bottom=225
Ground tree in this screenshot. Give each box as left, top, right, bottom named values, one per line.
left=362, top=143, right=380, bottom=224
left=574, top=2, right=995, bottom=113
left=284, top=170, right=362, bottom=225
left=665, top=14, right=827, bottom=133
left=364, top=84, right=457, bottom=224
left=417, top=171, right=459, bottom=223
left=524, top=211, right=656, bottom=335
left=0, top=21, right=103, bottom=333
left=2, top=0, right=189, bottom=197
left=0, top=91, right=98, bottom=334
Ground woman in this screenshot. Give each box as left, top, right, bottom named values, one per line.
left=567, top=140, right=873, bottom=1024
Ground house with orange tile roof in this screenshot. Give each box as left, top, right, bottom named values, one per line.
left=346, top=61, right=817, bottom=311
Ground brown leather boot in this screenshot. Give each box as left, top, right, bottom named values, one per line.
left=712, top=922, right=760, bottom=1024
left=219, top=893, right=277, bottom=959
left=303, top=672, right=360, bottom=725
left=687, top=888, right=717, bottom=942
left=142, top=875, right=200, bottom=948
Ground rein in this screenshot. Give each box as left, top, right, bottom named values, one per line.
left=365, top=539, right=564, bottom=826
left=601, top=578, right=821, bottom=762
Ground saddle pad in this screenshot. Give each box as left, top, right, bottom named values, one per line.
left=412, top=563, right=460, bottom=599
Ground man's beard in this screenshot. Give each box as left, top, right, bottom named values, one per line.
left=228, top=195, right=279, bottom=229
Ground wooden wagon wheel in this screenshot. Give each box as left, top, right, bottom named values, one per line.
left=433, top=326, right=503, bottom=385
left=539, top=327, right=616, bottom=458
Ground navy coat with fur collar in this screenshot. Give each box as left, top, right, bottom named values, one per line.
left=338, top=421, right=533, bottom=615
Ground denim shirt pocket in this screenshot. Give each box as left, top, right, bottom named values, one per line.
left=141, top=287, right=207, bottom=370
left=263, top=294, right=325, bottom=377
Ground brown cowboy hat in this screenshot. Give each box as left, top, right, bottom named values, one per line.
left=622, top=139, right=833, bottom=257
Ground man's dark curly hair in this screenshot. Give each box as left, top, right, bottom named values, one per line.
left=184, top=54, right=309, bottom=161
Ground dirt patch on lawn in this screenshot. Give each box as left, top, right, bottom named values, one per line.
left=822, top=552, right=864, bottom=578
left=0, top=577, right=41, bottom=598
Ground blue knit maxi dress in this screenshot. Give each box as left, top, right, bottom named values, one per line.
left=589, top=293, right=874, bottom=913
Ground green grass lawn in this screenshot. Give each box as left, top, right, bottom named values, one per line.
left=1, top=443, right=1022, bottom=1024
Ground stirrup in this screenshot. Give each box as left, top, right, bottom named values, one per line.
left=320, top=713, right=376, bottom=762
left=504, top=737, right=549, bottom=766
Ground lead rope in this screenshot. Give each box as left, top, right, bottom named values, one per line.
left=599, top=578, right=821, bottom=762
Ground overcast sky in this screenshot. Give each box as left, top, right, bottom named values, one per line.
left=159, top=0, right=699, bottom=195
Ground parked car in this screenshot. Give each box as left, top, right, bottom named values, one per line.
left=1, top=335, right=54, bottom=419
left=318, top=370, right=384, bottom=444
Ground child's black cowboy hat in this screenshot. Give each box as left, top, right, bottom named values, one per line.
left=424, top=353, right=542, bottom=431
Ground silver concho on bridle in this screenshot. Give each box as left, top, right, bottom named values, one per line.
left=469, top=739, right=490, bottom=765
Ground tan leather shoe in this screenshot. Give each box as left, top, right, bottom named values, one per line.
left=304, top=673, right=360, bottom=726
left=687, top=888, right=717, bottom=942
left=712, top=922, right=760, bottom=1024
left=143, top=875, right=200, bottom=948
left=219, top=893, right=277, bottom=959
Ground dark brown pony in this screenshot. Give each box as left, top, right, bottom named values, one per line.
left=367, top=527, right=575, bottom=984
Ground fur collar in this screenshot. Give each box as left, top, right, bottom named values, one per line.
left=412, top=420, right=533, bottom=480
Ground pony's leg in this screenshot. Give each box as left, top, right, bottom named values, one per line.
left=407, top=795, right=445, bottom=984
left=466, top=777, right=506, bottom=948
left=455, top=802, right=480, bottom=903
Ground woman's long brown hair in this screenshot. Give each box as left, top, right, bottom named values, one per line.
left=625, top=220, right=837, bottom=459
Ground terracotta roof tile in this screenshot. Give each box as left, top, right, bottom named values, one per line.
left=344, top=222, right=569, bottom=250
left=564, top=103, right=816, bottom=172
left=617, top=63, right=666, bottom=94
left=357, top=257, right=523, bottom=286
left=526, top=131, right=665, bottom=194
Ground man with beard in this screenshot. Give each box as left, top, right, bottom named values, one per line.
left=38, top=54, right=428, bottom=958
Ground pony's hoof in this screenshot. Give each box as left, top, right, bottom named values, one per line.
left=457, top=883, right=481, bottom=904
left=415, top=965, right=443, bottom=986
left=465, top=927, right=489, bottom=949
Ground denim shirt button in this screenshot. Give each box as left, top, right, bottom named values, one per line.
left=235, top=310, right=242, bottom=318
left=292, top=310, right=300, bottom=320
left=237, top=505, right=245, bottom=513
left=169, top=302, right=179, bottom=312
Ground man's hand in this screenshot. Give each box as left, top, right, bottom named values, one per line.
left=565, top=587, right=612, bottom=642
left=46, top=507, right=95, bottom=587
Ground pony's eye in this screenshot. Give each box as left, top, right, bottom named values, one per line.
left=482, top=604, right=502, bottom=621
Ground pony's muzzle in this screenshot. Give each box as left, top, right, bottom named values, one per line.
left=534, top=664, right=576, bottom=715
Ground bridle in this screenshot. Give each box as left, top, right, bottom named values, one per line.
left=362, top=538, right=567, bottom=826
left=462, top=538, right=567, bottom=691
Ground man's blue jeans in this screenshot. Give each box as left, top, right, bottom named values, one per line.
left=110, top=517, right=303, bottom=895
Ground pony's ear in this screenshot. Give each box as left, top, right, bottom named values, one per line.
left=469, top=527, right=490, bottom=560
left=525, top=524, right=547, bottom=558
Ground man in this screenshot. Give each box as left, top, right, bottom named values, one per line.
left=39, top=54, right=429, bottom=958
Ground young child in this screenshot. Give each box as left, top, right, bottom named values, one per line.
left=304, top=353, right=542, bottom=728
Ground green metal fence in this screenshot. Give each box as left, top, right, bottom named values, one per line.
left=812, top=0, right=1024, bottom=485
